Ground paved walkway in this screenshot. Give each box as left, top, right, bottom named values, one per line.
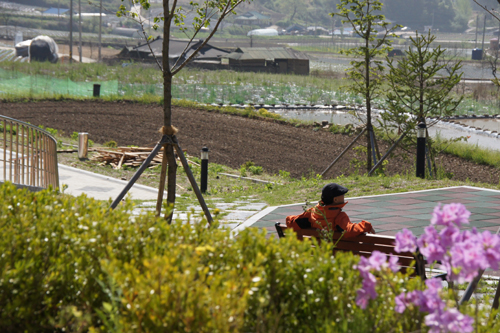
left=238, top=186, right=500, bottom=237
left=58, top=164, right=265, bottom=229
left=59, top=164, right=166, bottom=200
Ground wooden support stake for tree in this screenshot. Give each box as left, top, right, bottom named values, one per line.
left=492, top=280, right=500, bottom=310
left=372, top=129, right=381, bottom=160
left=321, top=127, right=366, bottom=177
left=156, top=144, right=169, bottom=217
left=368, top=132, right=407, bottom=176
left=173, top=139, right=213, bottom=225
left=369, top=129, right=378, bottom=165
left=458, top=270, right=485, bottom=306
left=111, top=135, right=213, bottom=225
left=110, top=136, right=168, bottom=209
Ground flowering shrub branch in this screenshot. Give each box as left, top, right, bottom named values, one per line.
left=356, top=203, right=500, bottom=333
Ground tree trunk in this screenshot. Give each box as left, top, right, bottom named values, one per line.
left=365, top=17, right=372, bottom=172
left=163, top=1, right=177, bottom=223
left=290, top=6, right=297, bottom=22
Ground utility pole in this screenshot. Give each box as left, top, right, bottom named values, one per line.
left=69, top=0, right=73, bottom=64
left=475, top=15, right=479, bottom=48
left=99, top=0, right=102, bottom=62
left=481, top=14, right=487, bottom=60
left=78, top=0, right=82, bottom=63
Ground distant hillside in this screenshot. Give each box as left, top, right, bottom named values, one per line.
left=3, top=0, right=480, bottom=33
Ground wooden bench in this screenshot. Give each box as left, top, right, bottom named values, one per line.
left=275, top=222, right=434, bottom=279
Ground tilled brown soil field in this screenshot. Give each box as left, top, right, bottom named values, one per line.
left=2, top=100, right=499, bottom=183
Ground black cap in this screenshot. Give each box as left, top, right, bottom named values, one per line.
left=321, top=183, right=348, bottom=205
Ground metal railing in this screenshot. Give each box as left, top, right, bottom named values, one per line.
left=0, top=115, right=59, bottom=189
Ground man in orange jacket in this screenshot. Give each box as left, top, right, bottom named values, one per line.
left=286, top=183, right=375, bottom=238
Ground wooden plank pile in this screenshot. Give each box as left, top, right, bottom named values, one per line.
left=90, top=147, right=165, bottom=169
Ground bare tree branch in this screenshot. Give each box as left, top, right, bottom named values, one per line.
left=473, top=0, right=500, bottom=21
left=172, top=0, right=245, bottom=75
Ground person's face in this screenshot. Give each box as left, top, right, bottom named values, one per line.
left=333, top=194, right=345, bottom=204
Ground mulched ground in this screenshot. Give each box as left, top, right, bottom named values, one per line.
left=2, top=100, right=499, bottom=183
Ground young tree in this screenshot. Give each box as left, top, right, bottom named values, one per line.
left=331, top=0, right=399, bottom=172
left=473, top=0, right=500, bottom=105
left=381, top=31, right=463, bottom=174
left=117, top=0, right=249, bottom=221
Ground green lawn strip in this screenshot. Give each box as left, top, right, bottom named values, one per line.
left=56, top=138, right=497, bottom=210
left=442, top=140, right=500, bottom=168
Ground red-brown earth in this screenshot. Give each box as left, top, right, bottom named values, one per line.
left=1, top=100, right=499, bottom=183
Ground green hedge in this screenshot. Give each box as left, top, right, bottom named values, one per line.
left=1, top=182, right=499, bottom=332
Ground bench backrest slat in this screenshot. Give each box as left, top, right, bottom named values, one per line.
left=332, top=240, right=412, bottom=257
left=334, top=249, right=415, bottom=267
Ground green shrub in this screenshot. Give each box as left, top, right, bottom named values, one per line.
left=103, top=140, right=118, bottom=148
left=239, top=165, right=247, bottom=177
left=0, top=123, right=16, bottom=134
left=258, top=108, right=282, bottom=120
left=248, top=165, right=263, bottom=175
left=38, top=125, right=58, bottom=136
left=1, top=182, right=498, bottom=332
left=0, top=182, right=177, bottom=331
left=239, top=161, right=264, bottom=176
left=242, top=161, right=255, bottom=169
left=71, top=131, right=79, bottom=140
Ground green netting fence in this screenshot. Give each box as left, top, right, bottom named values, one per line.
left=0, top=69, right=119, bottom=98
left=0, top=69, right=353, bottom=105
left=2, top=69, right=500, bottom=115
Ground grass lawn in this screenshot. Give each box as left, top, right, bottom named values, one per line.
left=54, top=129, right=500, bottom=213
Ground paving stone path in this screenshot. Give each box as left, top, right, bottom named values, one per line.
left=237, top=186, right=500, bottom=278
left=133, top=197, right=268, bottom=230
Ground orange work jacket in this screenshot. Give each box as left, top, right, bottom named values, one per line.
left=285, top=201, right=373, bottom=239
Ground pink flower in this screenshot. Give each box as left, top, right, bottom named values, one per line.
left=368, top=251, right=387, bottom=271
left=420, top=288, right=445, bottom=313
left=425, top=278, right=443, bottom=292
left=480, top=231, right=500, bottom=270
left=431, top=204, right=444, bottom=226
left=355, top=256, right=372, bottom=278
left=356, top=203, right=497, bottom=331
left=431, top=203, right=470, bottom=227
left=425, top=308, right=473, bottom=333
left=355, top=288, right=370, bottom=309
left=449, top=239, right=487, bottom=283
left=395, top=292, right=408, bottom=313
left=356, top=272, right=377, bottom=309
left=417, top=226, right=446, bottom=262
left=388, top=255, right=399, bottom=272
left=395, top=229, right=417, bottom=253
left=439, top=226, right=460, bottom=248
left=395, top=291, right=420, bottom=313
